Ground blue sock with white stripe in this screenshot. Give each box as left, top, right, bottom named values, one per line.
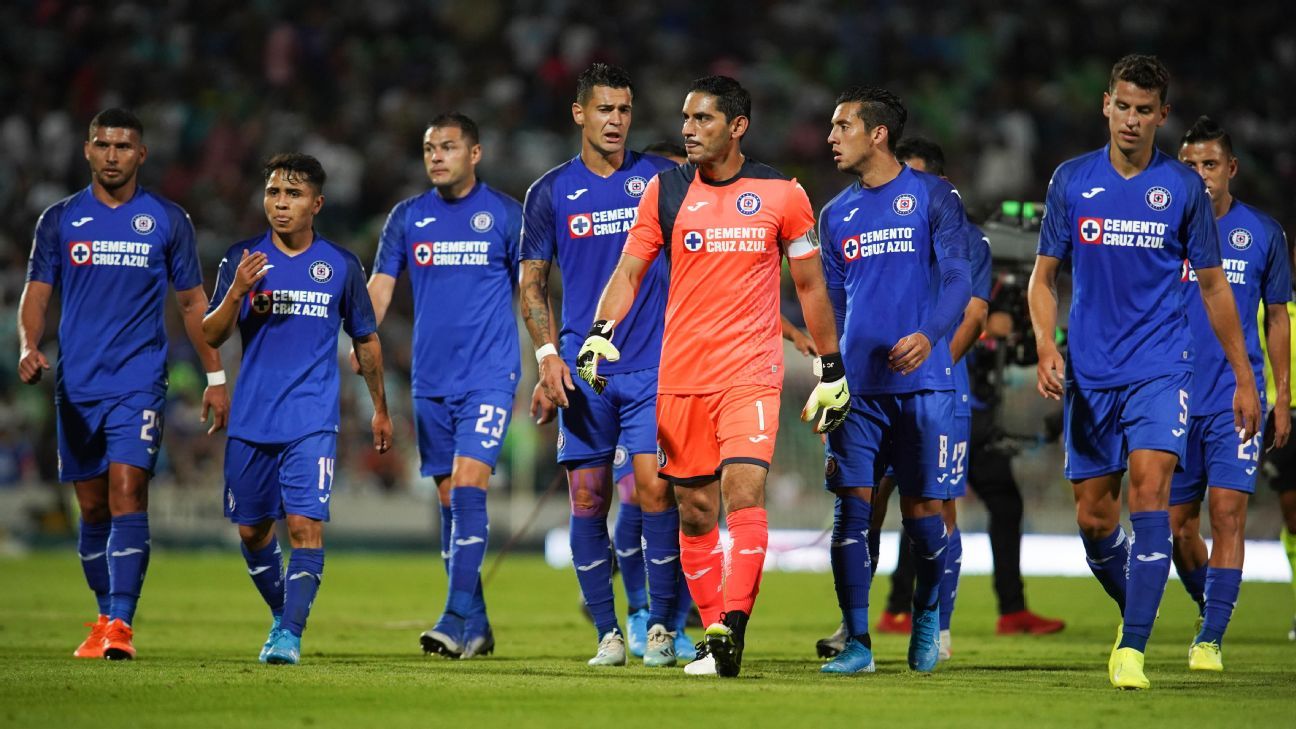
left=643, top=507, right=680, bottom=629
left=436, top=487, right=489, bottom=639
left=903, top=514, right=947, bottom=614
left=1179, top=564, right=1207, bottom=615
left=1119, top=511, right=1171, bottom=652
left=1081, top=524, right=1129, bottom=612
left=614, top=502, right=648, bottom=612
left=282, top=547, right=324, bottom=637
left=571, top=514, right=619, bottom=638
left=107, top=512, right=150, bottom=624
left=241, top=536, right=285, bottom=617
left=1198, top=567, right=1242, bottom=646
left=940, top=527, right=962, bottom=631
left=830, top=494, right=873, bottom=639
left=78, top=519, right=111, bottom=616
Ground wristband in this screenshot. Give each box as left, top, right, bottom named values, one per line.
left=206, top=370, right=227, bottom=387
left=535, top=343, right=558, bottom=365
left=587, top=319, right=616, bottom=339
left=819, top=352, right=846, bottom=383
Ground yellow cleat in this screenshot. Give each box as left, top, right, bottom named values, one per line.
left=1107, top=623, right=1123, bottom=678
left=1188, top=641, right=1223, bottom=671
left=1109, top=647, right=1150, bottom=690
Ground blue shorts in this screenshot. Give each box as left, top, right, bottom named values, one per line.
left=824, top=390, right=958, bottom=500
left=1170, top=409, right=1264, bottom=505
left=558, top=365, right=657, bottom=468
left=414, top=389, right=515, bottom=478
left=947, top=413, right=971, bottom=498
left=224, top=432, right=337, bottom=525
left=1063, top=372, right=1191, bottom=480
left=56, top=392, right=166, bottom=481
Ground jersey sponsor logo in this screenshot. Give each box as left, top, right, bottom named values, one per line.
left=413, top=240, right=492, bottom=266
left=1184, top=257, right=1249, bottom=285
left=1227, top=227, right=1252, bottom=251
left=892, top=193, right=917, bottom=215
left=414, top=242, right=434, bottom=266
left=309, top=260, right=333, bottom=283
left=1145, top=186, right=1172, bottom=211
left=566, top=188, right=588, bottom=201
left=568, top=207, right=636, bottom=237
left=70, top=216, right=94, bottom=227
left=841, top=227, right=917, bottom=260
left=682, top=227, right=769, bottom=254
left=683, top=230, right=705, bottom=252
left=1077, top=217, right=1167, bottom=248
left=736, top=191, right=761, bottom=216
left=613, top=444, right=629, bottom=468
left=568, top=213, right=593, bottom=238
left=69, top=239, right=153, bottom=267
left=841, top=236, right=860, bottom=261
left=131, top=213, right=156, bottom=235
left=1078, top=217, right=1103, bottom=244
left=1081, top=187, right=1105, bottom=199
left=70, top=241, right=93, bottom=266
left=413, top=217, right=437, bottom=228
left=623, top=176, right=648, bottom=198
left=470, top=211, right=494, bottom=233
left=249, top=289, right=334, bottom=318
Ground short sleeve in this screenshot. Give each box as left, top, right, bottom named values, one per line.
left=929, top=182, right=969, bottom=263
left=373, top=200, right=409, bottom=278
left=165, top=205, right=203, bottom=291
left=26, top=204, right=63, bottom=285
left=206, top=251, right=236, bottom=315
left=520, top=175, right=556, bottom=261
left=503, top=196, right=523, bottom=284
left=623, top=175, right=664, bottom=264
left=1036, top=168, right=1072, bottom=260
left=970, top=226, right=993, bottom=301
left=779, top=180, right=817, bottom=252
left=1262, top=222, right=1292, bottom=305
left=819, top=205, right=844, bottom=290
left=342, top=253, right=378, bottom=339
left=1183, top=177, right=1222, bottom=269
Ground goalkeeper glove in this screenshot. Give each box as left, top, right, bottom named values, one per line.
left=577, top=319, right=620, bottom=394
left=801, top=351, right=850, bottom=434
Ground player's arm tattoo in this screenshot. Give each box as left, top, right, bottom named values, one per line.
left=353, top=333, right=389, bottom=415
left=521, top=259, right=555, bottom=346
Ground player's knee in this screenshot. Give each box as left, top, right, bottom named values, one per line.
left=77, top=497, right=111, bottom=524
left=238, top=521, right=275, bottom=549
left=286, top=517, right=323, bottom=549
left=1074, top=508, right=1117, bottom=540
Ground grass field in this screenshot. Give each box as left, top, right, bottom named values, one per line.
left=2, top=551, right=1294, bottom=728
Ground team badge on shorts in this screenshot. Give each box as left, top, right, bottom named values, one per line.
left=825, top=455, right=838, bottom=479
left=1145, top=187, right=1172, bottom=211
left=309, top=260, right=333, bottom=283
left=471, top=211, right=494, bottom=233
left=736, top=192, right=762, bottom=216
left=1227, top=228, right=1252, bottom=251
left=624, top=176, right=648, bottom=198
left=131, top=213, right=156, bottom=235
left=893, top=194, right=917, bottom=215
left=614, top=445, right=629, bottom=468
left=656, top=444, right=667, bottom=468
left=557, top=429, right=566, bottom=452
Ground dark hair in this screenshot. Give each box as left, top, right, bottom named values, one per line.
left=643, top=140, right=686, bottom=159
left=1109, top=54, right=1171, bottom=103
left=895, top=137, right=945, bottom=176
left=263, top=152, right=327, bottom=192
left=835, top=86, right=907, bottom=152
left=688, top=75, right=751, bottom=127
left=88, top=108, right=144, bottom=139
left=428, top=112, right=480, bottom=146
left=1180, top=115, right=1233, bottom=157
left=576, top=63, right=634, bottom=105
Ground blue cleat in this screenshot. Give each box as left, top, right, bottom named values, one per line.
left=258, top=615, right=283, bottom=663
left=820, top=637, right=876, bottom=674
left=462, top=626, right=495, bottom=659
left=264, top=630, right=301, bottom=665
left=675, top=631, right=697, bottom=662
left=908, top=607, right=940, bottom=672
left=627, top=608, right=649, bottom=658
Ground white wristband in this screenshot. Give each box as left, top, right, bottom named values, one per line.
left=206, top=370, right=227, bottom=387
left=535, top=343, right=558, bottom=365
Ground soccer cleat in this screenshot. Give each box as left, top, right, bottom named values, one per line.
left=876, top=610, right=912, bottom=634
left=643, top=623, right=677, bottom=667
left=1188, top=641, right=1223, bottom=671
left=74, top=615, right=110, bottom=659
left=816, top=622, right=848, bottom=659
left=461, top=627, right=495, bottom=659
left=675, top=631, right=697, bottom=662
left=1109, top=647, right=1149, bottom=690
left=588, top=629, right=627, bottom=666
left=938, top=629, right=952, bottom=661
left=627, top=607, right=649, bottom=658
left=995, top=609, right=1066, bottom=635
left=258, top=615, right=283, bottom=663
left=908, top=608, right=940, bottom=672
left=102, top=618, right=135, bottom=661
left=420, top=628, right=464, bottom=659
left=705, top=614, right=746, bottom=678
left=264, top=630, right=301, bottom=665
left=683, top=641, right=717, bottom=676
left=820, top=637, right=876, bottom=674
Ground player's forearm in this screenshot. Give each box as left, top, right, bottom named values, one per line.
left=592, top=255, right=649, bottom=326
left=354, top=334, right=389, bottom=415
left=520, top=260, right=556, bottom=347
left=794, top=285, right=840, bottom=357
left=1027, top=260, right=1060, bottom=351
left=17, top=282, right=51, bottom=353
left=201, top=293, right=241, bottom=349
left=1267, top=304, right=1290, bottom=407
left=917, top=258, right=971, bottom=346
left=949, top=299, right=989, bottom=363
left=177, top=288, right=223, bottom=371
left=366, top=274, right=397, bottom=328
left=1198, top=269, right=1257, bottom=385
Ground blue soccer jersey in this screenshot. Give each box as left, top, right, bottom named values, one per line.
left=520, top=151, right=676, bottom=373
left=208, top=233, right=377, bottom=443
left=820, top=166, right=971, bottom=394
left=1037, top=146, right=1221, bottom=388
left=373, top=182, right=522, bottom=397
left=1182, top=200, right=1291, bottom=415
left=26, top=186, right=203, bottom=402
left=953, top=224, right=994, bottom=417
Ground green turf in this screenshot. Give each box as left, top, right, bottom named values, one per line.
left=1, top=551, right=1293, bottom=728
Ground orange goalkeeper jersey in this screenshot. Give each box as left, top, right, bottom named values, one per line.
left=623, top=159, right=818, bottom=394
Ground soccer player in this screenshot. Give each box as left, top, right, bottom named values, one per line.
left=202, top=153, right=391, bottom=665
left=519, top=63, right=680, bottom=667
left=1170, top=116, right=1290, bottom=670
left=1027, top=55, right=1261, bottom=689
left=579, top=75, right=848, bottom=677
left=359, top=113, right=521, bottom=660
left=816, top=91, right=972, bottom=675
left=19, top=108, right=229, bottom=660
left=1267, top=311, right=1296, bottom=640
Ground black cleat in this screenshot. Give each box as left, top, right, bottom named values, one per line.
left=816, top=622, right=848, bottom=659
left=706, top=611, right=748, bottom=678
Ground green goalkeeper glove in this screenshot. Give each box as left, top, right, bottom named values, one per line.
left=801, top=352, right=850, bottom=434
left=577, top=319, right=620, bottom=394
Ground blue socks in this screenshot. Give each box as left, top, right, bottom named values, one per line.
left=830, top=494, right=874, bottom=638
left=571, top=513, right=619, bottom=637
left=903, top=513, right=947, bottom=613
left=436, top=487, right=489, bottom=638
left=1082, top=524, right=1129, bottom=612
left=940, top=527, right=963, bottom=631
left=282, top=547, right=324, bottom=637
left=614, top=502, right=648, bottom=612
left=107, top=512, right=150, bottom=624
left=1198, top=567, right=1242, bottom=645
left=241, top=536, right=285, bottom=617
left=673, top=568, right=694, bottom=633
left=1120, top=511, right=1171, bottom=652
left=642, top=507, right=680, bottom=629
left=440, top=501, right=489, bottom=636
left=439, top=503, right=453, bottom=570
left=1179, top=564, right=1207, bottom=615
left=78, top=519, right=111, bottom=616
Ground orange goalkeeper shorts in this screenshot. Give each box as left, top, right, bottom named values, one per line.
left=656, top=385, right=780, bottom=484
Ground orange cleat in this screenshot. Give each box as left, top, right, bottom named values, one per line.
left=875, top=611, right=912, bottom=634
left=74, top=615, right=110, bottom=658
left=102, top=618, right=136, bottom=660
left=996, top=609, right=1066, bottom=635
